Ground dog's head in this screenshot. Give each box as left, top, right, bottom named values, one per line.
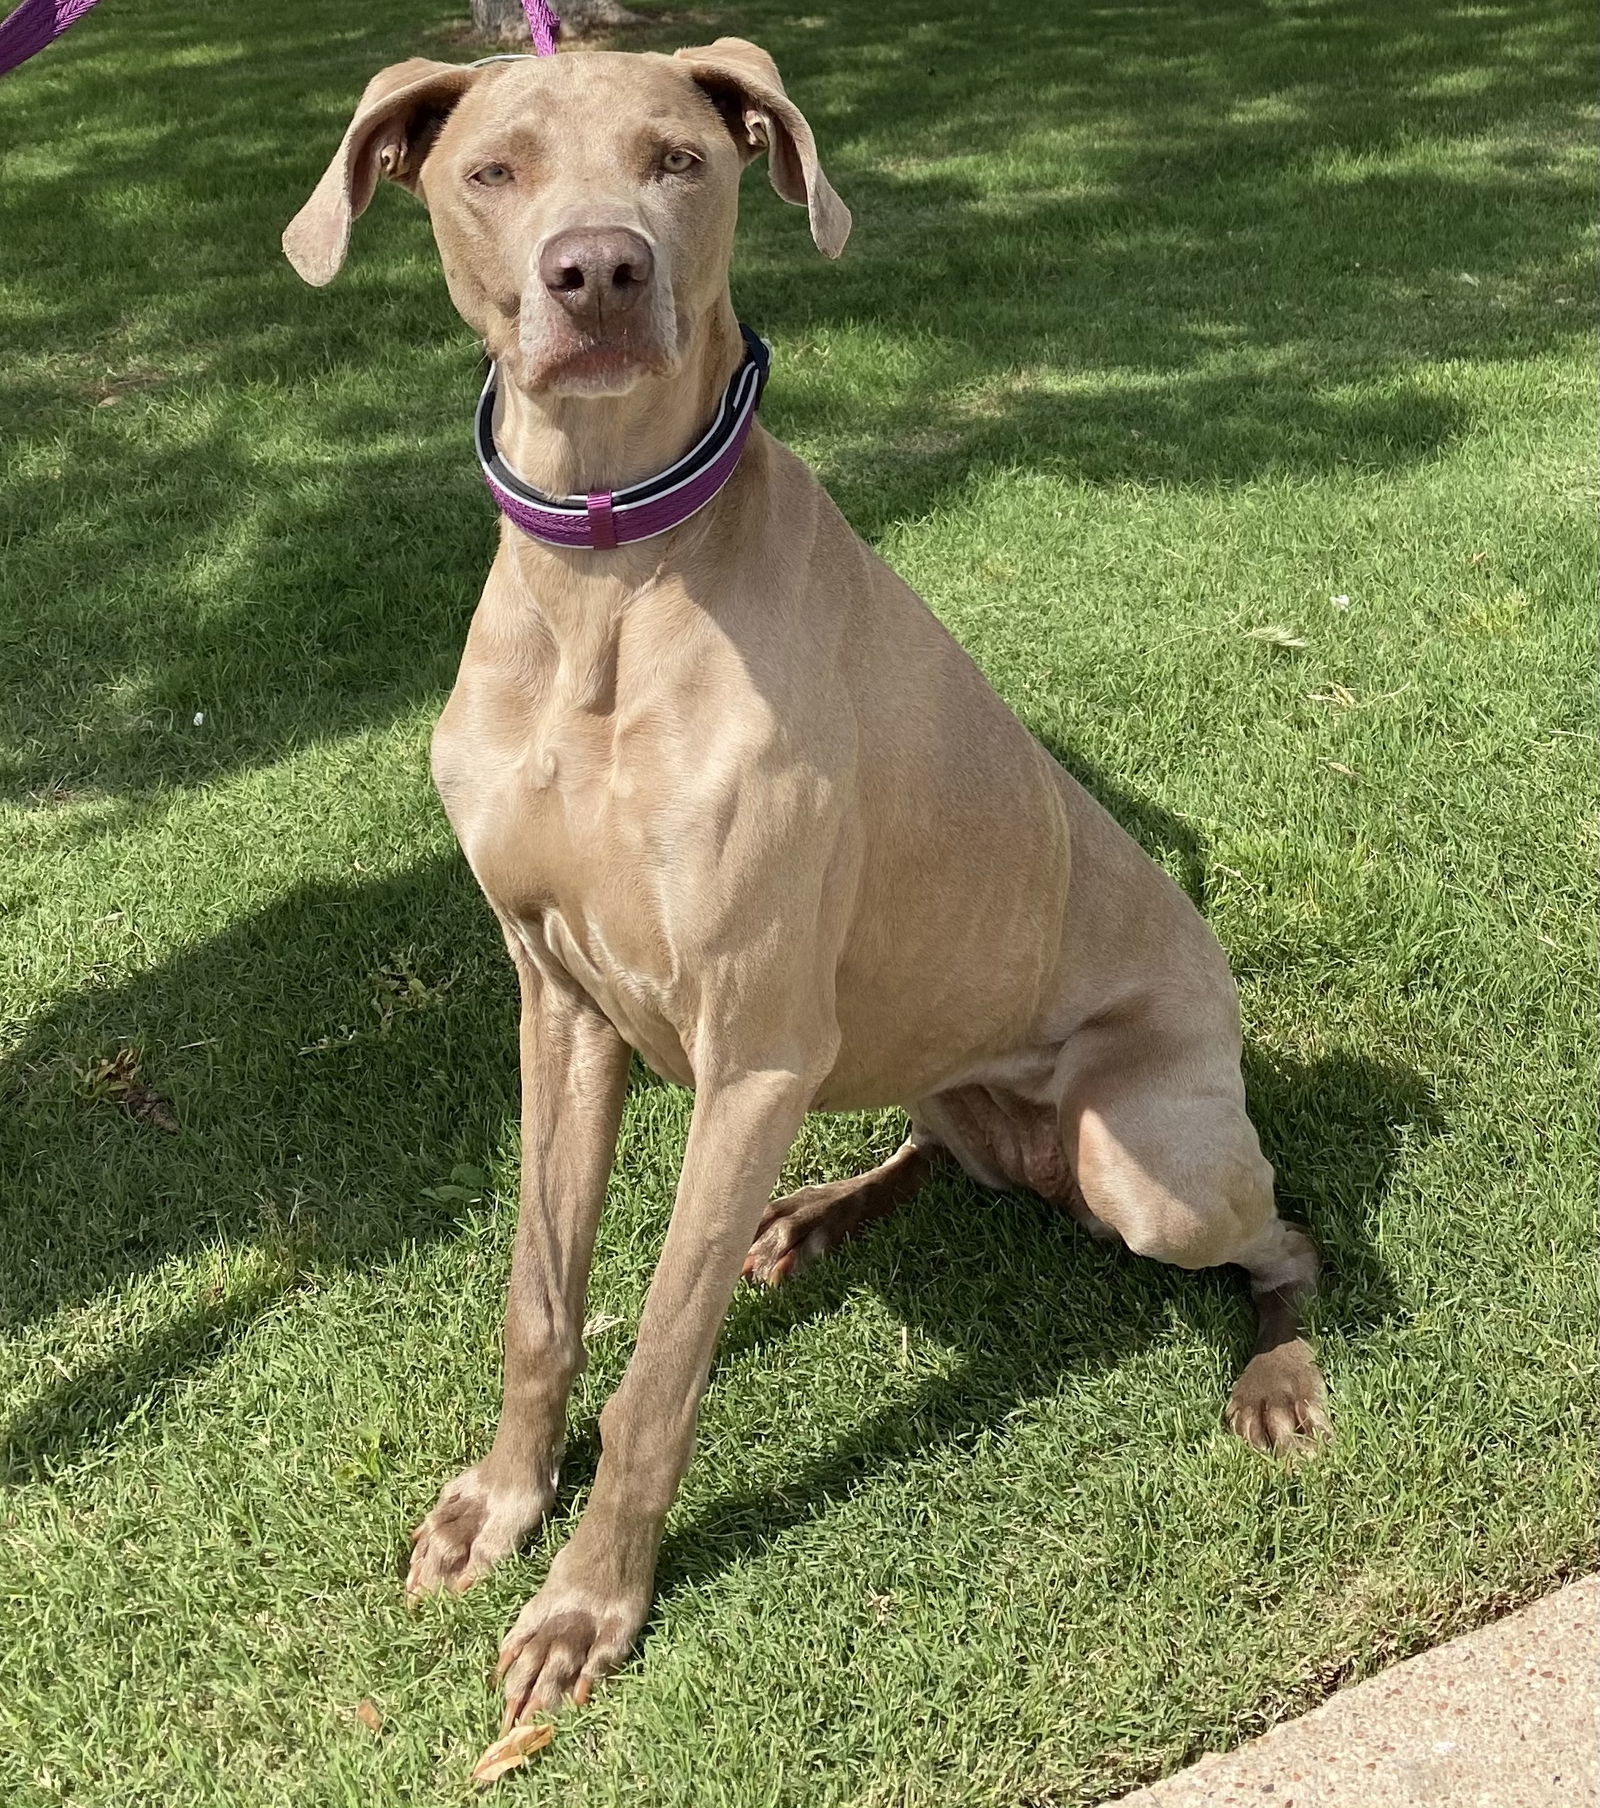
left=284, top=40, right=849, bottom=396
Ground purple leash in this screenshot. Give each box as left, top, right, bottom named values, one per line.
left=2, top=0, right=561, bottom=78
left=520, top=0, right=561, bottom=56
left=0, top=0, right=101, bottom=77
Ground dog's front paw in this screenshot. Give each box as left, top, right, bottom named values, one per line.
left=406, top=1464, right=551, bottom=1599
left=496, top=1552, right=649, bottom=1723
left=1225, top=1339, right=1332, bottom=1458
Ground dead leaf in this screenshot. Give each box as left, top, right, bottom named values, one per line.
left=1307, top=681, right=1411, bottom=712
left=24, top=782, right=82, bottom=809
left=82, top=1048, right=179, bottom=1134
left=90, top=371, right=167, bottom=404
left=471, top=1722, right=554, bottom=1787
left=1245, top=624, right=1309, bottom=650
left=355, top=1699, right=383, bottom=1735
left=1307, top=682, right=1358, bottom=709
left=1326, top=762, right=1359, bottom=778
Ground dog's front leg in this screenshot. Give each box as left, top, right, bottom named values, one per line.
left=408, top=956, right=631, bottom=1598
left=496, top=1062, right=815, bottom=1721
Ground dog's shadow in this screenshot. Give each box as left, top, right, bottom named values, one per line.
left=617, top=1044, right=1424, bottom=1603
left=0, top=851, right=515, bottom=1481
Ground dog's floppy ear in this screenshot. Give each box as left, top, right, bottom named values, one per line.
left=673, top=38, right=851, bottom=258
left=283, top=59, right=485, bottom=286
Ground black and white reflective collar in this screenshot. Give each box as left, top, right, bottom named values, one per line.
left=475, top=324, right=771, bottom=550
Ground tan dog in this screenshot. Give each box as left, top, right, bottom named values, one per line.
left=285, top=39, right=1330, bottom=1724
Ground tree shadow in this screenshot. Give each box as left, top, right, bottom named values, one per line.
left=0, top=0, right=1523, bottom=1516
left=728, top=0, right=1592, bottom=530
left=0, top=851, right=515, bottom=1479
left=1, top=0, right=1590, bottom=800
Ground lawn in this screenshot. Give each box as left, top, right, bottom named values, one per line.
left=0, top=0, right=1594, bottom=1802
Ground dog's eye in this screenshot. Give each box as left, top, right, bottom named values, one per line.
left=471, top=163, right=513, bottom=187
left=659, top=149, right=699, bottom=176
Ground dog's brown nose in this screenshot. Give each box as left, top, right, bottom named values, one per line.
left=539, top=228, right=654, bottom=328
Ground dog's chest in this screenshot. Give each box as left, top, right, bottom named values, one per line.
left=430, top=630, right=730, bottom=1081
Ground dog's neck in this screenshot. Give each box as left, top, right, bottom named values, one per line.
left=491, top=302, right=746, bottom=499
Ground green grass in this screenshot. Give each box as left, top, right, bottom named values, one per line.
left=0, top=0, right=1594, bottom=1802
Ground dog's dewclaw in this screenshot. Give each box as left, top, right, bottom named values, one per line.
left=471, top=1721, right=554, bottom=1787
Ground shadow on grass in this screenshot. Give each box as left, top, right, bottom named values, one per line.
left=1, top=1272, right=300, bottom=1481
left=0, top=851, right=511, bottom=1479
left=641, top=1039, right=1425, bottom=1597
left=2, top=0, right=1492, bottom=1500
left=1046, top=739, right=1210, bottom=907
left=0, top=0, right=1591, bottom=799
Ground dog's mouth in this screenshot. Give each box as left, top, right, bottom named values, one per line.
left=511, top=312, right=676, bottom=397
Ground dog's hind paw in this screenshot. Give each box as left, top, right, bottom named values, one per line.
left=743, top=1185, right=844, bottom=1286
left=1225, top=1339, right=1332, bottom=1459
left=744, top=1143, right=937, bottom=1287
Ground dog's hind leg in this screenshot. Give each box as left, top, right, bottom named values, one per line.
left=743, top=1131, right=945, bottom=1286
left=1060, top=1017, right=1331, bottom=1458
left=1221, top=1215, right=1329, bottom=1454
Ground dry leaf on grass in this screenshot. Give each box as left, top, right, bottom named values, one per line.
left=1308, top=682, right=1358, bottom=708
left=1244, top=623, right=1309, bottom=650
left=471, top=1722, right=554, bottom=1787
left=81, top=1048, right=179, bottom=1134
left=355, top=1699, right=383, bottom=1734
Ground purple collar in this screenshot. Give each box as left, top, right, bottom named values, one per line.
left=475, top=324, right=771, bottom=551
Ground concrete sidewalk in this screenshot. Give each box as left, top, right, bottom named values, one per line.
left=1108, top=1576, right=1597, bottom=1808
